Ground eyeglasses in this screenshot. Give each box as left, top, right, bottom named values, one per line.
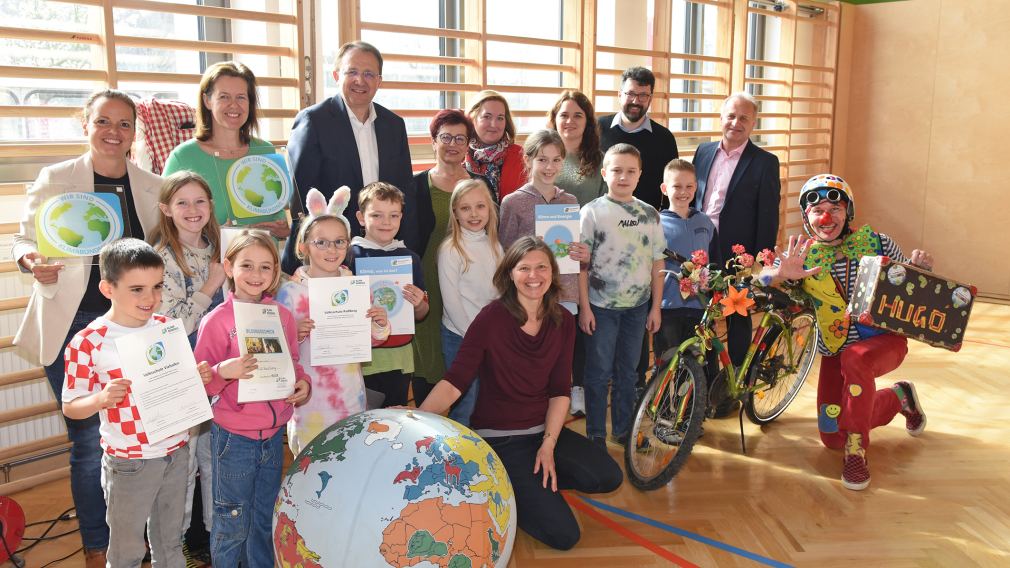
left=436, top=133, right=468, bottom=146
left=341, top=69, right=380, bottom=81
left=622, top=91, right=652, bottom=102
left=802, top=188, right=847, bottom=207
left=91, top=117, right=134, bottom=131
left=309, top=238, right=349, bottom=250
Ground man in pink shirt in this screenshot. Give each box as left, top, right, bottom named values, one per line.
left=692, top=92, right=781, bottom=412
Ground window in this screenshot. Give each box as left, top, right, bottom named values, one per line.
left=0, top=0, right=303, bottom=151
left=341, top=0, right=578, bottom=168
left=744, top=0, right=840, bottom=237
left=595, top=0, right=734, bottom=155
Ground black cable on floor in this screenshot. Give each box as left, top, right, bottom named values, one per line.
left=14, top=507, right=78, bottom=556
left=38, top=546, right=83, bottom=568
left=1, top=530, right=25, bottom=568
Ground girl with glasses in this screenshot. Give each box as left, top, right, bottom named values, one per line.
left=276, top=187, right=390, bottom=456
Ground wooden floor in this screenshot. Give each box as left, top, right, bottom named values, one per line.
left=7, top=302, right=1010, bottom=567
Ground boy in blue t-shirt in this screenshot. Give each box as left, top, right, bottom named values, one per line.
left=579, top=144, right=666, bottom=447
left=654, top=159, right=717, bottom=362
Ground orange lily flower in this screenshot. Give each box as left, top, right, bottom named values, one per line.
left=719, top=286, right=754, bottom=318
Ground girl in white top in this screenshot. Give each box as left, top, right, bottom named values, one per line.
left=437, top=179, right=503, bottom=425
left=149, top=171, right=226, bottom=342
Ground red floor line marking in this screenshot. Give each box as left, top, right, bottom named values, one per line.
left=563, top=492, right=700, bottom=568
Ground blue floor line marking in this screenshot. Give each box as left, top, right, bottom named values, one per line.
left=579, top=495, right=795, bottom=568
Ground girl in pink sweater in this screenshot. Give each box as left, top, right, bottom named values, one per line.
left=194, top=230, right=310, bottom=568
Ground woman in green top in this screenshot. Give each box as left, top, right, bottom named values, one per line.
left=546, top=90, right=606, bottom=416
left=547, top=90, right=607, bottom=207
left=163, top=61, right=290, bottom=239
left=412, top=109, right=484, bottom=404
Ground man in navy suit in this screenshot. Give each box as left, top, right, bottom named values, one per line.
left=283, top=41, right=415, bottom=274
left=693, top=92, right=781, bottom=407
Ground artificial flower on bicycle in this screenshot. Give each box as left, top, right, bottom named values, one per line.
left=675, top=244, right=779, bottom=316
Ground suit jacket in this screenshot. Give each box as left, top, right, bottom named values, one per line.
left=692, top=140, right=780, bottom=264
left=283, top=95, right=414, bottom=274
left=12, top=153, right=162, bottom=365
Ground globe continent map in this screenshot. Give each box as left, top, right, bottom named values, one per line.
left=274, top=409, right=516, bottom=568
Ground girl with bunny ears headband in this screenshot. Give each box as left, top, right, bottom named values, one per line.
left=277, top=184, right=391, bottom=455
left=294, top=186, right=353, bottom=264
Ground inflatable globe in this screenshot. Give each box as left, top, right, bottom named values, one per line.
left=274, top=409, right=517, bottom=567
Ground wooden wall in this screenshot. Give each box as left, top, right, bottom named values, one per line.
left=832, top=0, right=1009, bottom=299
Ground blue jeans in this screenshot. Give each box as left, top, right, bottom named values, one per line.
left=441, top=324, right=478, bottom=427
left=583, top=302, right=649, bottom=440
left=210, top=423, right=283, bottom=568
left=44, top=308, right=107, bottom=551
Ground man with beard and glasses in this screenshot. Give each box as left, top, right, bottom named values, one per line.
left=597, top=66, right=679, bottom=211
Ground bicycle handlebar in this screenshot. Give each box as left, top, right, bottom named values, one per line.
left=663, top=248, right=689, bottom=264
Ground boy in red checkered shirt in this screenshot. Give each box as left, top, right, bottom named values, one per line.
left=62, top=238, right=212, bottom=566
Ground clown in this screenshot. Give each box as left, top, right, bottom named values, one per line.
left=759, top=174, right=931, bottom=491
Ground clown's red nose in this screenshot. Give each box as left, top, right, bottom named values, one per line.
left=817, top=211, right=833, bottom=226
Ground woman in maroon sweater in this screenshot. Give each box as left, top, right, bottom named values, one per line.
left=419, top=236, right=622, bottom=550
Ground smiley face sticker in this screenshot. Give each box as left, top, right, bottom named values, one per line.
left=849, top=384, right=863, bottom=397
left=818, top=403, right=842, bottom=434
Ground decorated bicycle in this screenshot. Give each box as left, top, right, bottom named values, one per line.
left=625, top=243, right=818, bottom=490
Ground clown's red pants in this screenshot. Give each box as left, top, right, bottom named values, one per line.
left=816, top=333, right=907, bottom=449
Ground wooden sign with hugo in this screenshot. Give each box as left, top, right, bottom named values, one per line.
left=848, top=256, right=976, bottom=351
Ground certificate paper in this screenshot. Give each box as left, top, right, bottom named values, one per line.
left=115, top=319, right=212, bottom=444
left=355, top=256, right=415, bottom=335
left=233, top=302, right=296, bottom=403
left=536, top=204, right=581, bottom=274
left=308, top=276, right=372, bottom=366
left=220, top=227, right=245, bottom=262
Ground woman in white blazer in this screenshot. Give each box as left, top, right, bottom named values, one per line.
left=11, top=89, right=161, bottom=565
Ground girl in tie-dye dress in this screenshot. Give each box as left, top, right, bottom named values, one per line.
left=276, top=187, right=389, bottom=454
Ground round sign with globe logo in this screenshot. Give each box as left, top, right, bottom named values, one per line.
left=146, top=341, right=166, bottom=365
left=36, top=192, right=124, bottom=258
left=331, top=290, right=349, bottom=306
left=226, top=154, right=293, bottom=218
left=371, top=280, right=403, bottom=318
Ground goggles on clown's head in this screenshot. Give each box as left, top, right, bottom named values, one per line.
left=802, top=188, right=849, bottom=208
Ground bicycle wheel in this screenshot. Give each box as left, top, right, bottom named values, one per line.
left=744, top=310, right=818, bottom=425
left=624, top=355, right=708, bottom=490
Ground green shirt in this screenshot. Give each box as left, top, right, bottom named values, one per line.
left=412, top=175, right=451, bottom=383
left=363, top=344, right=415, bottom=375
left=555, top=152, right=607, bottom=207
left=163, top=138, right=286, bottom=226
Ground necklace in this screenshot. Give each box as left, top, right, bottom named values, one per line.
left=201, top=140, right=247, bottom=157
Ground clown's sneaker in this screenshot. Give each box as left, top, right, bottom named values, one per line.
left=841, top=433, right=870, bottom=491
left=893, top=381, right=927, bottom=436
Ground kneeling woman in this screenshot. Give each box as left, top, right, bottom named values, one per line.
left=419, top=236, right=622, bottom=550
